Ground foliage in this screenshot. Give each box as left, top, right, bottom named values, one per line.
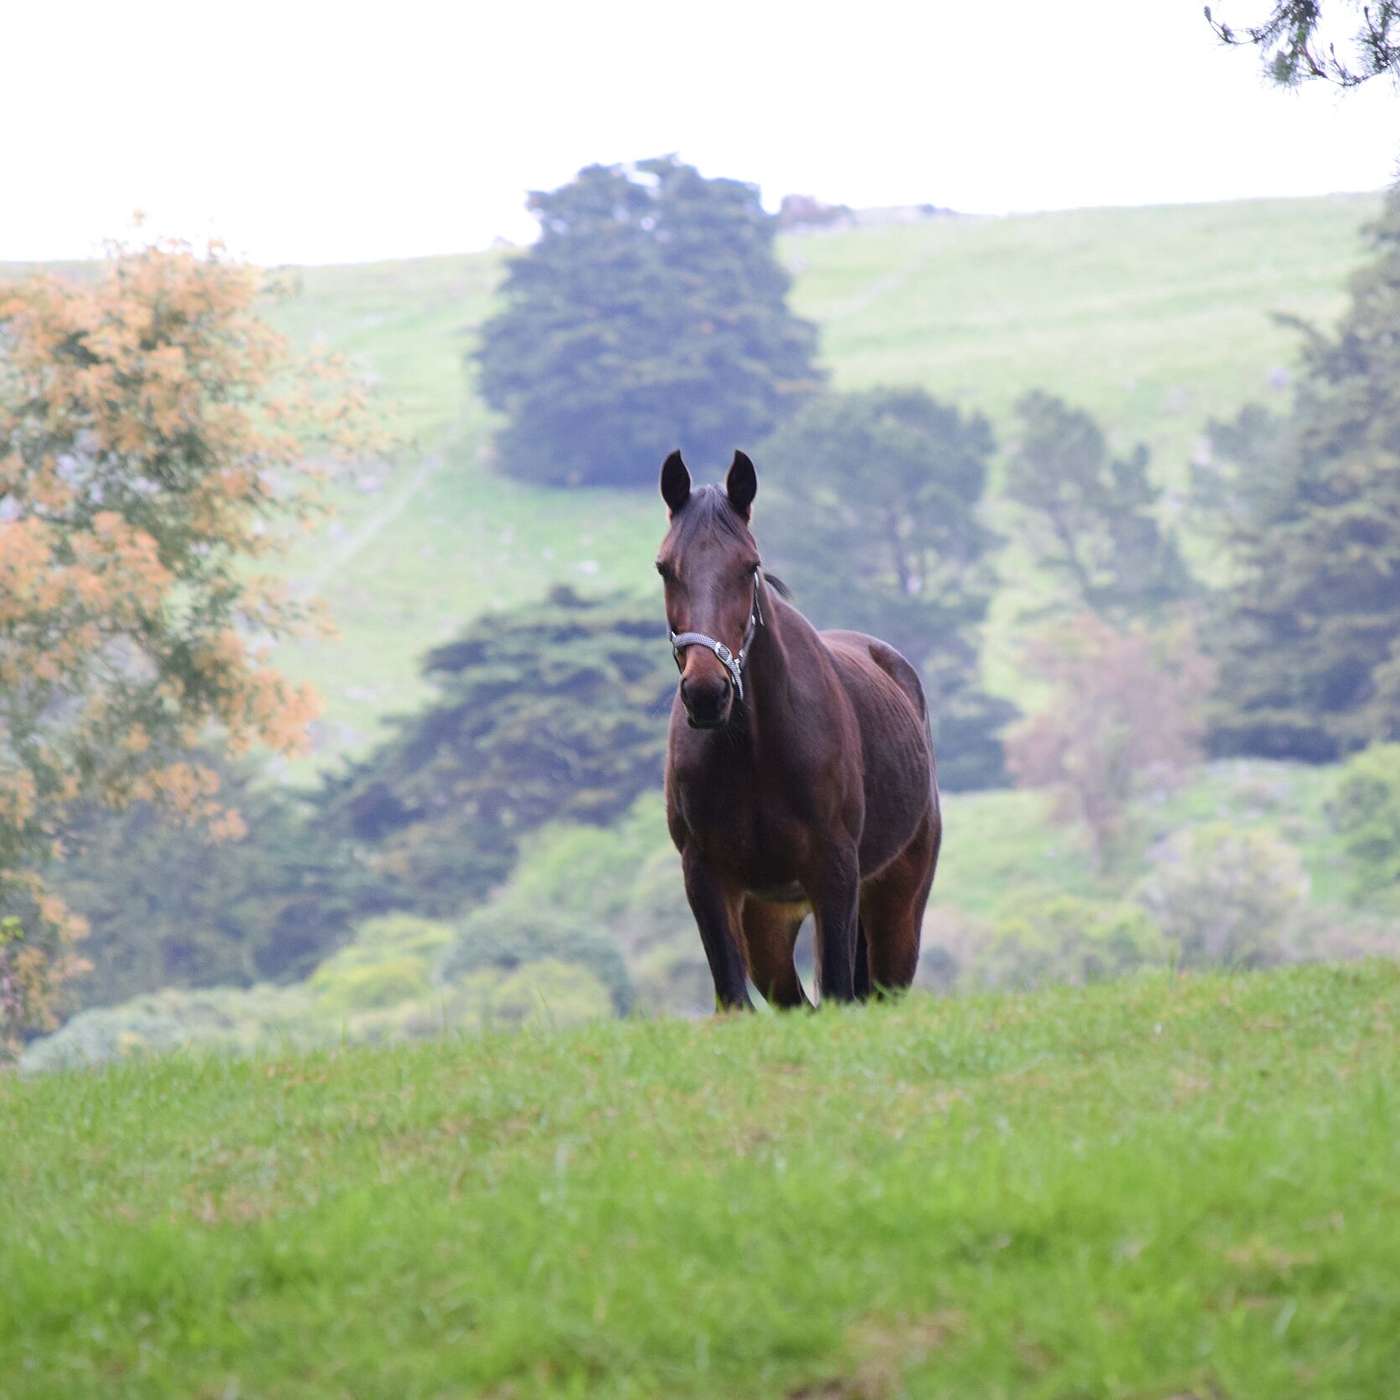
left=1208, top=2, right=1400, bottom=87
left=6, top=966, right=1400, bottom=1395
left=442, top=905, right=634, bottom=1016
left=1, top=914, right=88, bottom=1062
left=0, top=240, right=379, bottom=1055
left=754, top=387, right=1015, bottom=789
left=307, top=913, right=456, bottom=1014
left=1006, top=616, right=1215, bottom=865
left=484, top=795, right=710, bottom=1018
left=51, top=756, right=387, bottom=1009
left=968, top=894, right=1168, bottom=991
left=1331, top=742, right=1400, bottom=906
left=21, top=909, right=613, bottom=1073
left=1005, top=390, right=1193, bottom=621
left=472, top=958, right=615, bottom=1032
left=1204, top=188, right=1400, bottom=761
left=318, top=587, right=675, bottom=919
left=1136, top=822, right=1310, bottom=969
left=476, top=155, right=823, bottom=488
left=17, top=982, right=320, bottom=1074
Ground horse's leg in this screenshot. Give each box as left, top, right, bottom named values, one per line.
left=860, top=809, right=939, bottom=995
left=742, top=899, right=811, bottom=1009
left=854, top=918, right=872, bottom=1002
left=682, top=847, right=751, bottom=1011
left=809, top=845, right=862, bottom=1004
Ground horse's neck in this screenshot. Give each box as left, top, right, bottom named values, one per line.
left=742, top=593, right=818, bottom=749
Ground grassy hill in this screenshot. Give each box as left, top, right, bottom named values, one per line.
left=4, top=961, right=1397, bottom=1396
left=249, top=192, right=1380, bottom=768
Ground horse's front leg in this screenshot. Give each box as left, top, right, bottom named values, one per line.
left=810, top=845, right=861, bottom=1004
left=681, top=847, right=751, bottom=1011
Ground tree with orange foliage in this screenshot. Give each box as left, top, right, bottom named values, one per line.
left=0, top=240, right=380, bottom=1058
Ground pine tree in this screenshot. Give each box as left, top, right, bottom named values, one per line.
left=476, top=156, right=823, bottom=488
left=1206, top=189, right=1400, bottom=760
left=1208, top=2, right=1400, bottom=88
left=1005, top=391, right=1193, bottom=622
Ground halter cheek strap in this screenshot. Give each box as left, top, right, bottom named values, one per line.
left=669, top=576, right=764, bottom=701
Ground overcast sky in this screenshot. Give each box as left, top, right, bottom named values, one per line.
left=4, top=0, right=1396, bottom=264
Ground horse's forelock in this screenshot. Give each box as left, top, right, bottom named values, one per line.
left=669, top=484, right=750, bottom=552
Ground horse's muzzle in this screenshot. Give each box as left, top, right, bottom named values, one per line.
left=681, top=675, right=733, bottom=729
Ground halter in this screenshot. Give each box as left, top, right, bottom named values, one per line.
left=669, top=574, right=764, bottom=702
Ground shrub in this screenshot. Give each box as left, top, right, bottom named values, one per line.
left=468, top=959, right=614, bottom=1031
left=1331, top=743, right=1400, bottom=907
left=1136, top=823, right=1310, bottom=969
left=964, top=894, right=1168, bottom=991
left=443, top=906, right=634, bottom=1016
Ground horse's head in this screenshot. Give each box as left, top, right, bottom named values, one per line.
left=656, top=449, right=761, bottom=729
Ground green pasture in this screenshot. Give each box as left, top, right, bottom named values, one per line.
left=4, top=962, right=1397, bottom=1397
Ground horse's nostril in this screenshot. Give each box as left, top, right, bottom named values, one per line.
left=682, top=676, right=730, bottom=721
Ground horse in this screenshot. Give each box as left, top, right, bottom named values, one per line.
left=656, top=448, right=941, bottom=1009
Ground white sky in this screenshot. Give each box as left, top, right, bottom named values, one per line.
left=4, top=0, right=1396, bottom=265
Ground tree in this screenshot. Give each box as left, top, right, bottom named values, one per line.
left=1207, top=2, right=1400, bottom=87
left=51, top=757, right=388, bottom=1009
left=753, top=386, right=1015, bottom=789
left=1331, top=742, right=1400, bottom=907
left=476, top=156, right=823, bottom=488
left=0, top=241, right=377, bottom=1058
left=318, top=588, right=677, bottom=916
left=1005, top=616, right=1215, bottom=866
left=1005, top=391, right=1193, bottom=622
left=1203, top=189, right=1400, bottom=761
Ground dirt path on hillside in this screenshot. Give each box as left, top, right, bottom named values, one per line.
left=303, top=452, right=444, bottom=593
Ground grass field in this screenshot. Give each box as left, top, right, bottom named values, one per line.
left=4, top=962, right=1397, bottom=1397
left=236, top=192, right=1381, bottom=768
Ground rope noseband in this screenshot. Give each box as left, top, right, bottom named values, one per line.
left=669, top=575, right=764, bottom=702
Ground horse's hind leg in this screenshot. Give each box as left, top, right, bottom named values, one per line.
left=742, top=899, right=811, bottom=1009
left=860, top=809, right=940, bottom=995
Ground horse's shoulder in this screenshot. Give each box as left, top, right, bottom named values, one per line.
left=818, top=630, right=928, bottom=720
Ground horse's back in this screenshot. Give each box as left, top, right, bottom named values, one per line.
left=819, top=629, right=937, bottom=874
left=820, top=629, right=929, bottom=725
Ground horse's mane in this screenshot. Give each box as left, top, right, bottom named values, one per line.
left=670, top=485, right=794, bottom=600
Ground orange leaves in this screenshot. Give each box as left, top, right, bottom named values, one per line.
left=0, top=238, right=386, bottom=1048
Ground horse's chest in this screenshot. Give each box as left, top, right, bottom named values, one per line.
left=674, top=773, right=803, bottom=884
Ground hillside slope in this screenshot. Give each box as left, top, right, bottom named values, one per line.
left=254, top=193, right=1380, bottom=766
left=4, top=962, right=1397, bottom=1396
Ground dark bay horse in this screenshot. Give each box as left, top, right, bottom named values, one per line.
left=657, top=449, right=941, bottom=1009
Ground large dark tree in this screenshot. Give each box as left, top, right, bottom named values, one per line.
left=1208, top=2, right=1400, bottom=87
left=476, top=156, right=823, bottom=488
left=318, top=588, right=676, bottom=913
left=1005, top=391, right=1193, bottom=623
left=1203, top=189, right=1400, bottom=760
left=753, top=387, right=1015, bottom=789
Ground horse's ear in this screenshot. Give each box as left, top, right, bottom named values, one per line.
left=726, top=450, right=757, bottom=520
left=660, top=450, right=691, bottom=514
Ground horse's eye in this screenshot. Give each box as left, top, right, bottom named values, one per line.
left=655, top=561, right=671, bottom=580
